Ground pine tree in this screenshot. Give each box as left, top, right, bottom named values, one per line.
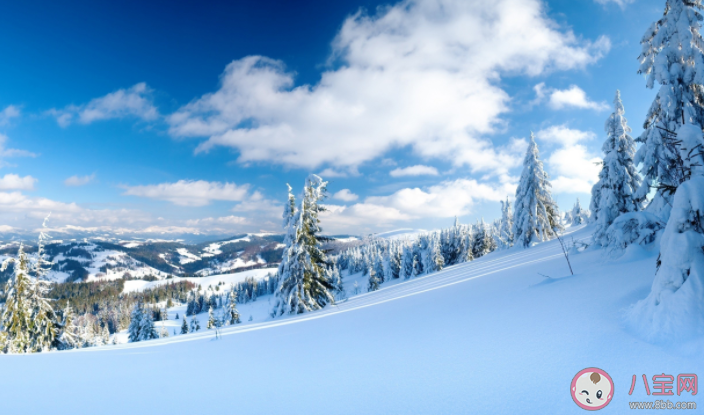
left=401, top=245, right=414, bottom=279
left=127, top=303, right=143, bottom=343
left=58, top=302, right=79, bottom=350
left=272, top=175, right=335, bottom=316
left=180, top=316, right=189, bottom=334
left=472, top=220, right=498, bottom=258
left=1, top=245, right=33, bottom=353
left=159, top=322, right=169, bottom=338
left=591, top=91, right=643, bottom=244
left=227, top=289, right=241, bottom=324
left=627, top=122, right=704, bottom=338
left=186, top=291, right=195, bottom=316
left=367, top=267, right=380, bottom=292
left=499, top=197, right=514, bottom=248
left=636, top=0, right=704, bottom=219
left=138, top=309, right=157, bottom=341
left=207, top=306, right=215, bottom=329
left=431, top=237, right=444, bottom=272
left=189, top=315, right=200, bottom=332
left=569, top=198, right=590, bottom=226
left=512, top=133, right=562, bottom=247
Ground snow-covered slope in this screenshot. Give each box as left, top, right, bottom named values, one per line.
left=122, top=267, right=276, bottom=293
left=2, top=225, right=702, bottom=414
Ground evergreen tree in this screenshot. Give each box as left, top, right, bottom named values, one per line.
left=272, top=176, right=335, bottom=316
left=189, top=315, right=200, bottom=332
left=401, top=245, right=414, bottom=279
left=138, top=310, right=157, bottom=341
left=207, top=306, right=215, bottom=329
left=1, top=245, right=33, bottom=353
left=591, top=91, right=643, bottom=244
left=127, top=303, right=143, bottom=343
left=635, top=0, right=704, bottom=219
left=499, top=197, right=514, bottom=248
left=58, top=302, right=79, bottom=350
left=472, top=220, right=498, bottom=258
left=431, top=237, right=444, bottom=272
left=367, top=267, right=380, bottom=292
left=512, top=133, right=562, bottom=247
left=227, top=289, right=241, bottom=325
left=101, top=325, right=110, bottom=345
left=186, top=291, right=195, bottom=316
left=569, top=198, right=590, bottom=226
left=180, top=316, right=189, bottom=334
left=627, top=123, right=704, bottom=337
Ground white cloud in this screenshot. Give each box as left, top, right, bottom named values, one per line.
left=122, top=180, right=250, bottom=207
left=0, top=105, right=20, bottom=126
left=50, top=83, right=159, bottom=127
left=321, top=179, right=515, bottom=233
left=185, top=215, right=249, bottom=227
left=0, top=174, right=37, bottom=190
left=0, top=134, right=36, bottom=159
left=594, top=0, right=634, bottom=8
left=64, top=173, right=96, bottom=187
left=535, top=126, right=601, bottom=194
left=169, top=0, right=609, bottom=176
left=332, top=189, right=359, bottom=202
left=535, top=83, right=609, bottom=111
left=535, top=125, right=595, bottom=147
left=390, top=165, right=439, bottom=177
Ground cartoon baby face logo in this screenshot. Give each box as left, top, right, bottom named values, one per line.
left=571, top=368, right=614, bottom=410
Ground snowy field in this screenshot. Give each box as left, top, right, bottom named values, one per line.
left=1, top=225, right=702, bottom=414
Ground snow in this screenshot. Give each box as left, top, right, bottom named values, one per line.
left=122, top=267, right=277, bottom=293
left=176, top=248, right=201, bottom=264
left=3, top=225, right=702, bottom=414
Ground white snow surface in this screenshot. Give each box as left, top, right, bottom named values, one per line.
left=2, top=225, right=703, bottom=414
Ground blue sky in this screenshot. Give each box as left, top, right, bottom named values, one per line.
left=0, top=0, right=671, bottom=236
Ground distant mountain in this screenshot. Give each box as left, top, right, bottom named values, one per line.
left=0, top=233, right=361, bottom=284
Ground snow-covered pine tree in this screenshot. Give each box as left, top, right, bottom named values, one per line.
left=228, top=289, right=241, bottom=324
left=636, top=1, right=704, bottom=220
left=431, top=236, right=444, bottom=272
left=401, top=245, right=414, bottom=279
left=389, top=243, right=401, bottom=279
left=373, top=249, right=385, bottom=283
left=186, top=291, right=195, bottom=316
left=512, top=133, right=562, bottom=247
left=127, top=303, right=143, bottom=342
left=499, top=197, right=514, bottom=248
left=101, top=325, right=110, bottom=345
left=159, top=322, right=169, bottom=338
left=627, top=123, right=704, bottom=338
left=207, top=306, right=215, bottom=329
left=272, top=175, right=335, bottom=316
left=190, top=315, right=200, bottom=332
left=570, top=198, right=590, bottom=226
left=472, top=220, right=497, bottom=258
left=367, top=266, right=380, bottom=292
left=180, top=316, right=189, bottom=334
left=590, top=91, right=643, bottom=244
left=138, top=309, right=157, bottom=341
left=1, top=245, right=33, bottom=353
left=58, top=302, right=79, bottom=350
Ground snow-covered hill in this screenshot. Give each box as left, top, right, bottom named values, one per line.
left=2, top=225, right=702, bottom=414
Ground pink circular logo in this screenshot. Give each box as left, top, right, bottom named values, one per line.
left=570, top=368, right=614, bottom=411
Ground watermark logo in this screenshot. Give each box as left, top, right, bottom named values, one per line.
left=571, top=368, right=614, bottom=411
